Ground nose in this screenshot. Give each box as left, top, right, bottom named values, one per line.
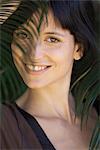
left=27, top=41, right=44, bottom=61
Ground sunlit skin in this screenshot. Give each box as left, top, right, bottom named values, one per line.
left=11, top=9, right=97, bottom=150
left=12, top=10, right=81, bottom=90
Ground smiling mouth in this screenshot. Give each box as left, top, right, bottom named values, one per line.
left=24, top=64, right=51, bottom=72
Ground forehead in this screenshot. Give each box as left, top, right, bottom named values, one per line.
left=20, top=9, right=64, bottom=34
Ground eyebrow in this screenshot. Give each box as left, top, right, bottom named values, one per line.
left=44, top=32, right=64, bottom=37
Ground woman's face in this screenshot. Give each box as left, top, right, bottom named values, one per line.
left=11, top=10, right=81, bottom=89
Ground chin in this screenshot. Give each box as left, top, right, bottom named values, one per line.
left=23, top=79, right=48, bottom=89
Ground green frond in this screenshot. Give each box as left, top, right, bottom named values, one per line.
left=89, top=117, right=100, bottom=149
left=0, top=0, right=19, bottom=24
left=71, top=61, right=100, bottom=116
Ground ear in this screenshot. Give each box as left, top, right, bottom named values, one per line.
left=73, top=43, right=84, bottom=60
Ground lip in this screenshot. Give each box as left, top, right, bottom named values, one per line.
left=22, top=60, right=52, bottom=66
left=24, top=63, right=52, bottom=75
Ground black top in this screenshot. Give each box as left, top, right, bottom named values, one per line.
left=15, top=103, right=56, bottom=150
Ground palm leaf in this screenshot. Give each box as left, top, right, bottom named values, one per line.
left=72, top=61, right=100, bottom=115
left=0, top=0, right=48, bottom=102
left=89, top=117, right=100, bottom=149
left=0, top=0, right=19, bottom=24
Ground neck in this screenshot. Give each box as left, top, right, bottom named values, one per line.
left=16, top=78, right=75, bottom=123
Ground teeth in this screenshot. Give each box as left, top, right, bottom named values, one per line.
left=26, top=64, right=47, bottom=71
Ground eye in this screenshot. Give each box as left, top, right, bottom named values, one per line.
left=14, top=30, right=30, bottom=40
left=45, top=37, right=60, bottom=43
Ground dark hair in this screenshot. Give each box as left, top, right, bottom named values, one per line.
left=2, top=0, right=97, bottom=63
left=1, top=0, right=99, bottom=113
left=47, top=0, right=98, bottom=85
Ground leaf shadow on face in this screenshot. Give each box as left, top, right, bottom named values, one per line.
left=1, top=0, right=48, bottom=102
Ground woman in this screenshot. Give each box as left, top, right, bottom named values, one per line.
left=0, top=0, right=99, bottom=149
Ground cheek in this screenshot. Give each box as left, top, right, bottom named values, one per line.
left=62, top=44, right=75, bottom=62
left=54, top=45, right=75, bottom=73
left=11, top=44, right=17, bottom=62
left=11, top=44, right=24, bottom=71
left=11, top=43, right=24, bottom=59
left=47, top=45, right=74, bottom=63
